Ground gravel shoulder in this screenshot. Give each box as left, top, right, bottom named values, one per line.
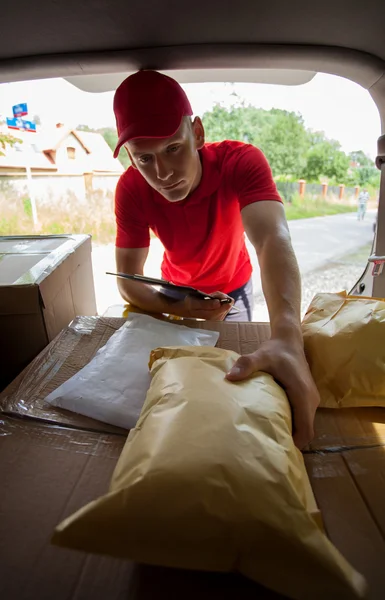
left=252, top=243, right=372, bottom=321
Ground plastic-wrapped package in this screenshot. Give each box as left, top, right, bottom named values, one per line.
left=303, top=291, right=385, bottom=408
left=52, top=346, right=366, bottom=600
left=0, top=315, right=127, bottom=434
left=45, top=314, right=219, bottom=430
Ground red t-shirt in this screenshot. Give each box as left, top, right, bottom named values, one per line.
left=115, top=140, right=282, bottom=294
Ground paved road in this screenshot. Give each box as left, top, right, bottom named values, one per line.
left=248, top=210, right=376, bottom=296
left=92, top=210, right=376, bottom=315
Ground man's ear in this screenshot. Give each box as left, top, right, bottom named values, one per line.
left=125, top=145, right=137, bottom=169
left=192, top=117, right=205, bottom=150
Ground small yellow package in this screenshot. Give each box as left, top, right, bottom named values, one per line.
left=303, top=291, right=385, bottom=408
left=52, top=346, right=366, bottom=600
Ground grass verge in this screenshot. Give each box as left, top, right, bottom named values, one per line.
left=0, top=191, right=356, bottom=243
left=284, top=194, right=355, bottom=220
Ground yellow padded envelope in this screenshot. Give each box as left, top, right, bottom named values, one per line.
left=52, top=346, right=366, bottom=600
left=303, top=291, right=385, bottom=408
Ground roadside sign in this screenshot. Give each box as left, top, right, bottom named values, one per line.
left=13, top=102, right=28, bottom=117
left=21, top=119, right=37, bottom=132
left=6, top=117, right=24, bottom=130
left=6, top=117, right=36, bottom=132
left=5, top=105, right=39, bottom=228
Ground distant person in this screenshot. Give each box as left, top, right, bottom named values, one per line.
left=112, top=70, right=320, bottom=449
left=357, top=188, right=369, bottom=221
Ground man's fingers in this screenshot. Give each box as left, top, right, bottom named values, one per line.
left=286, top=380, right=319, bottom=450
left=292, top=406, right=315, bottom=450
left=226, top=354, right=261, bottom=381
left=209, top=291, right=233, bottom=301
left=183, top=295, right=232, bottom=320
left=188, top=297, right=221, bottom=311
left=293, top=429, right=314, bottom=451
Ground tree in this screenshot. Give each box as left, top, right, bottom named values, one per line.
left=348, top=150, right=380, bottom=187
left=97, top=127, right=131, bottom=170
left=76, top=124, right=95, bottom=132
left=203, top=104, right=309, bottom=179
left=0, top=132, right=21, bottom=156
left=303, top=132, right=350, bottom=182
left=257, top=109, right=309, bottom=179
left=76, top=124, right=130, bottom=169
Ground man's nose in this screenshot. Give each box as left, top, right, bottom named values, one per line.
left=155, top=158, right=173, bottom=181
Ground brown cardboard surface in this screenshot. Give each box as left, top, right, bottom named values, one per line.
left=2, top=309, right=385, bottom=452
left=310, top=407, right=385, bottom=451
left=305, top=449, right=385, bottom=600
left=185, top=319, right=271, bottom=354
left=1, top=416, right=385, bottom=599
left=0, top=235, right=97, bottom=390
left=0, top=315, right=271, bottom=435
left=3, top=307, right=385, bottom=454
left=0, top=316, right=127, bottom=435
left=0, top=416, right=131, bottom=600
left=0, top=416, right=287, bottom=600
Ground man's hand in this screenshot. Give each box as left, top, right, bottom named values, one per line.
left=173, top=291, right=234, bottom=321
left=225, top=337, right=320, bottom=450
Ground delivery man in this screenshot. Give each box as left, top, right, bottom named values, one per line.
left=113, top=70, right=319, bottom=448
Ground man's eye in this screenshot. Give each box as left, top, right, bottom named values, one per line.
left=167, top=145, right=180, bottom=153
left=139, top=156, right=151, bottom=164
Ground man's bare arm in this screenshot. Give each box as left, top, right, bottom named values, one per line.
left=242, top=201, right=302, bottom=340
left=115, top=247, right=232, bottom=320
left=116, top=246, right=172, bottom=313
left=226, top=201, right=320, bottom=449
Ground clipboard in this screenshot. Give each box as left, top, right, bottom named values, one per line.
left=106, top=272, right=234, bottom=305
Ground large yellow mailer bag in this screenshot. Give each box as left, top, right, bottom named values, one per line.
left=52, top=346, right=366, bottom=600
left=302, top=291, right=385, bottom=409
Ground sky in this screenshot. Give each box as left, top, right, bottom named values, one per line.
left=0, top=72, right=381, bottom=159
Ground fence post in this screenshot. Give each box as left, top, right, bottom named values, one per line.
left=338, top=184, right=345, bottom=200
left=25, top=164, right=39, bottom=229
left=321, top=182, right=328, bottom=198
left=84, top=172, right=93, bottom=201
left=298, top=179, right=306, bottom=198
left=354, top=185, right=360, bottom=198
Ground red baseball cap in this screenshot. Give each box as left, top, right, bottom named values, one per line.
left=113, top=70, right=193, bottom=158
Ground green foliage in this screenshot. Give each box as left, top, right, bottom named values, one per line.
left=203, top=104, right=308, bottom=179
left=0, top=132, right=22, bottom=156
left=22, top=197, right=33, bottom=219
left=46, top=222, right=65, bottom=234
left=303, top=132, right=350, bottom=182
left=259, top=109, right=309, bottom=180
left=75, top=107, right=379, bottom=188
left=76, top=124, right=130, bottom=170
left=98, top=127, right=131, bottom=170
left=0, top=215, right=18, bottom=235
left=347, top=150, right=380, bottom=187
left=202, top=104, right=378, bottom=187
left=284, top=194, right=354, bottom=220
left=76, top=124, right=95, bottom=132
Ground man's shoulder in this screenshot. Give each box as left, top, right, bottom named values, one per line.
left=205, top=139, right=254, bottom=156
left=205, top=140, right=263, bottom=168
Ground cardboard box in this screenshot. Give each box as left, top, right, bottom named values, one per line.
left=305, top=448, right=385, bottom=599
left=1, top=316, right=385, bottom=598
left=0, top=315, right=271, bottom=435
left=0, top=235, right=97, bottom=391
left=310, top=407, right=385, bottom=451
left=2, top=314, right=385, bottom=453
left=0, top=415, right=288, bottom=600
left=1, top=415, right=385, bottom=599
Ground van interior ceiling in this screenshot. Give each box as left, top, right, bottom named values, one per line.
left=0, top=0, right=384, bottom=294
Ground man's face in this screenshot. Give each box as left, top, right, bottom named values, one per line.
left=126, top=117, right=205, bottom=202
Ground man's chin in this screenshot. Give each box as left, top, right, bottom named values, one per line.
left=160, top=185, right=190, bottom=203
